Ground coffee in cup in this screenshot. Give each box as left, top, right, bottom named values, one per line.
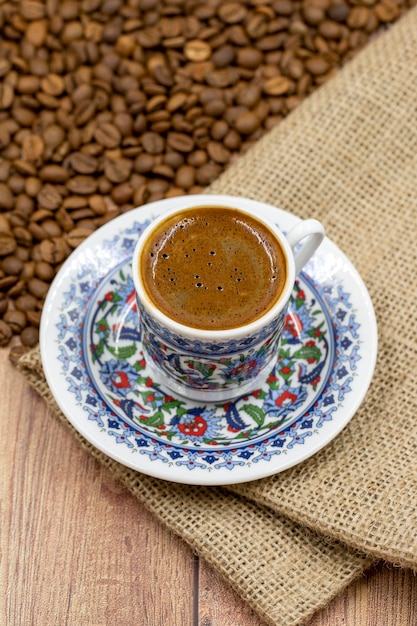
left=139, top=206, right=287, bottom=331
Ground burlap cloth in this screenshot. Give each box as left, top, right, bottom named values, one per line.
left=17, top=7, right=417, bottom=626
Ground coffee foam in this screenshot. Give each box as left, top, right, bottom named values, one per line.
left=140, top=207, right=287, bottom=330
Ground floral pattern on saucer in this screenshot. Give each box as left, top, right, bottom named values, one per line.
left=87, top=266, right=333, bottom=448
left=55, top=221, right=359, bottom=472
left=42, top=196, right=376, bottom=485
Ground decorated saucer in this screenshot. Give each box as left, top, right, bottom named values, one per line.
left=40, top=195, right=377, bottom=486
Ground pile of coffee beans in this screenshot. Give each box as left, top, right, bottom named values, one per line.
left=0, top=0, right=413, bottom=358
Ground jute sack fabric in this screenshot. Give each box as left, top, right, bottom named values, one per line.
left=17, top=6, right=417, bottom=626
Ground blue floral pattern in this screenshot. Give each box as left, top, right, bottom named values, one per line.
left=42, top=199, right=376, bottom=484
left=86, top=259, right=334, bottom=449
left=52, top=220, right=359, bottom=470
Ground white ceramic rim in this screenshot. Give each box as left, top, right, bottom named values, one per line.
left=131, top=196, right=296, bottom=340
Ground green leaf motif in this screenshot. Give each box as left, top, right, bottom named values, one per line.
left=91, top=340, right=105, bottom=363
left=107, top=343, right=138, bottom=360
left=190, top=360, right=215, bottom=378
left=293, top=346, right=322, bottom=361
left=242, top=404, right=265, bottom=426
left=143, top=411, right=165, bottom=427
left=96, top=317, right=110, bottom=331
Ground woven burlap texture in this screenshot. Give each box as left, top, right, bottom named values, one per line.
left=17, top=6, right=417, bottom=626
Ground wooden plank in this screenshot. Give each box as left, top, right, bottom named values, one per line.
left=198, top=559, right=266, bottom=626
left=307, top=564, right=417, bottom=626
left=198, top=558, right=417, bottom=626
left=1, top=351, right=195, bottom=626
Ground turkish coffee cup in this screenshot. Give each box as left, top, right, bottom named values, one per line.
left=132, top=195, right=325, bottom=402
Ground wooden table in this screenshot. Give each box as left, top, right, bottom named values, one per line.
left=2, top=348, right=417, bottom=625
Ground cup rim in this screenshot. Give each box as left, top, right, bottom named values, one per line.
left=131, top=198, right=295, bottom=340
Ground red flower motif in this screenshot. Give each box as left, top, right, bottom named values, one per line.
left=305, top=340, right=317, bottom=363
left=104, top=291, right=114, bottom=301
left=285, top=313, right=303, bottom=337
left=127, top=288, right=136, bottom=303
left=275, top=389, right=297, bottom=408
left=112, top=371, right=130, bottom=388
left=178, top=415, right=207, bottom=437
left=230, top=359, right=257, bottom=377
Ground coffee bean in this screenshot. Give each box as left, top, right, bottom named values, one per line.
left=35, top=261, right=54, bottom=281
left=0, top=276, right=18, bottom=291
left=27, top=277, right=49, bottom=299
left=8, top=344, right=30, bottom=366
left=163, top=151, right=184, bottom=169
left=13, top=227, right=32, bottom=248
left=8, top=279, right=26, bottom=298
left=0, top=183, right=14, bottom=211
left=175, top=165, right=196, bottom=189
left=184, top=40, right=212, bottom=62
left=26, top=309, right=41, bottom=327
left=141, top=131, right=165, bottom=155
left=0, top=319, right=13, bottom=347
left=167, top=132, right=195, bottom=152
left=328, top=2, right=350, bottom=23
left=236, top=84, right=261, bottom=108
left=347, top=6, right=371, bottom=30
left=196, top=162, right=221, bottom=185
left=15, top=293, right=38, bottom=312
left=0, top=0, right=409, bottom=353
left=110, top=182, right=134, bottom=205
left=0, top=83, right=15, bottom=109
left=1, top=256, right=24, bottom=276
left=68, top=152, right=98, bottom=175
left=263, top=75, right=293, bottom=96
left=21, top=261, right=35, bottom=281
left=66, top=227, right=94, bottom=248
left=37, top=185, right=62, bottom=211
left=41, top=74, right=65, bottom=96
left=207, top=141, right=231, bottom=164
left=211, top=120, right=229, bottom=141
left=3, top=310, right=27, bottom=334
left=39, top=238, right=69, bottom=264
left=39, top=164, right=69, bottom=183
left=94, top=123, right=121, bottom=149
left=20, top=325, right=39, bottom=347
left=212, top=45, right=235, bottom=68
left=0, top=234, right=17, bottom=258
left=234, top=111, right=261, bottom=135
left=0, top=294, right=8, bottom=315
left=375, top=1, right=400, bottom=22
left=42, top=220, right=62, bottom=238
left=218, top=2, right=248, bottom=24
left=305, top=55, right=331, bottom=76
left=67, top=176, right=98, bottom=195
left=104, top=158, right=132, bottom=183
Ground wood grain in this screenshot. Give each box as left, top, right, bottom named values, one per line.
left=1, top=349, right=417, bottom=626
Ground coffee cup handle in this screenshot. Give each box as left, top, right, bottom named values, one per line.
left=286, top=219, right=325, bottom=275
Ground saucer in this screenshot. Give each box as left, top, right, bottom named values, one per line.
left=40, top=195, right=378, bottom=486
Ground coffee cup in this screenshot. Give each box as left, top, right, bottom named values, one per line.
left=132, top=195, right=325, bottom=402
